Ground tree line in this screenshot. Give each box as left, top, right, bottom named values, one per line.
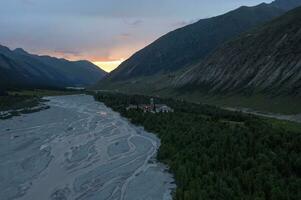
left=95, top=93, right=301, bottom=200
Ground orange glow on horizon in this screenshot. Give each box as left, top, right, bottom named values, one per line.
left=32, top=50, right=125, bottom=72
left=30, top=42, right=149, bottom=72
left=93, top=59, right=124, bottom=72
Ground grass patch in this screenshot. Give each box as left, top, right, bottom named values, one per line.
left=0, top=89, right=81, bottom=119
left=9, top=89, right=84, bottom=97
left=167, top=91, right=301, bottom=115
left=0, top=94, right=40, bottom=111
left=96, top=76, right=301, bottom=115
left=265, top=118, right=301, bottom=133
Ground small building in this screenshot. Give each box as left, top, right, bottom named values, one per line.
left=126, top=98, right=174, bottom=113
left=126, top=105, right=138, bottom=111
left=155, top=104, right=174, bottom=113
left=139, top=104, right=153, bottom=113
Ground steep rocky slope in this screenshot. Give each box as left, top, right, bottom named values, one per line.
left=175, top=6, right=301, bottom=96
left=271, top=0, right=301, bottom=10
left=0, top=45, right=107, bottom=89
left=101, top=0, right=301, bottom=83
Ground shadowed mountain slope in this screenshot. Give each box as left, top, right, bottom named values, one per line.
left=101, top=0, right=301, bottom=83
left=0, top=45, right=107, bottom=90
left=175, top=6, right=301, bottom=96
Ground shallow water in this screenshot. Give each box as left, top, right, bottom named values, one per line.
left=0, top=95, right=175, bottom=200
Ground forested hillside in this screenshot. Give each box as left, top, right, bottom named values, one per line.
left=95, top=93, right=301, bottom=200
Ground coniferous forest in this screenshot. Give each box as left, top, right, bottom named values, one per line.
left=95, top=92, right=301, bottom=200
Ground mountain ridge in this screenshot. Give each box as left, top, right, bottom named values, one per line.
left=271, top=0, right=301, bottom=10
left=0, top=45, right=107, bottom=90
left=175, top=6, right=301, bottom=96
left=100, top=0, right=301, bottom=83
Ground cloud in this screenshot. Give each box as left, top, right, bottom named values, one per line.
left=53, top=49, right=82, bottom=56
left=130, top=20, right=143, bottom=26
left=0, top=0, right=274, bottom=72
left=119, top=33, right=132, bottom=39
left=123, top=19, right=144, bottom=27
left=172, top=19, right=200, bottom=28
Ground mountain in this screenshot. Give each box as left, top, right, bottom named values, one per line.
left=0, top=45, right=107, bottom=90
left=101, top=0, right=301, bottom=83
left=175, top=6, right=301, bottom=97
left=271, top=0, right=301, bottom=10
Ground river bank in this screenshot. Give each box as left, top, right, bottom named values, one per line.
left=0, top=95, right=175, bottom=200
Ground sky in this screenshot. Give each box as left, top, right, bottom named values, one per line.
left=0, top=0, right=273, bottom=72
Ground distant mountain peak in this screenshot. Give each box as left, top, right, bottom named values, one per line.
left=271, top=0, right=301, bottom=11
left=102, top=0, right=291, bottom=82
left=13, top=48, right=28, bottom=55
left=0, top=44, right=11, bottom=53
left=175, top=6, right=301, bottom=96
left=0, top=44, right=107, bottom=89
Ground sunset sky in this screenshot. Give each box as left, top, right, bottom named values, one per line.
left=0, top=0, right=273, bottom=72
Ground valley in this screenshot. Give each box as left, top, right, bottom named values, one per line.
left=0, top=95, right=175, bottom=200
left=97, top=1, right=301, bottom=115
left=1, top=0, right=301, bottom=199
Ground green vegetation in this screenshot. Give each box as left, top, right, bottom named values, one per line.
left=97, top=76, right=301, bottom=115
left=172, top=92, right=301, bottom=115
left=0, top=93, right=41, bottom=111
left=95, top=92, right=301, bottom=200
left=0, top=89, right=84, bottom=119
left=1, top=89, right=82, bottom=111
left=0, top=92, right=45, bottom=119
left=266, top=118, right=301, bottom=133
left=10, top=89, right=84, bottom=97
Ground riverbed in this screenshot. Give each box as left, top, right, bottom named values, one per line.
left=0, top=95, right=175, bottom=200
